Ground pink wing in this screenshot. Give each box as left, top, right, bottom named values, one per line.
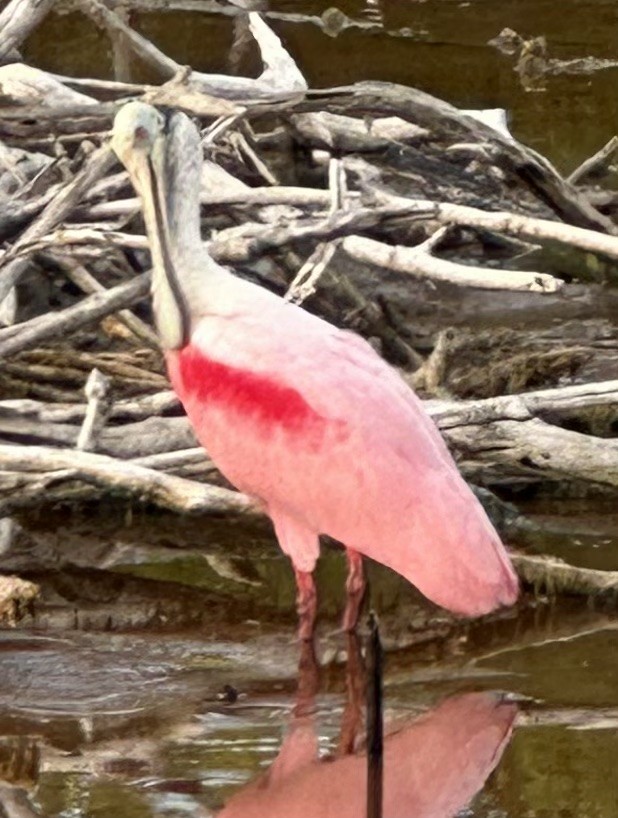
left=166, top=278, right=518, bottom=616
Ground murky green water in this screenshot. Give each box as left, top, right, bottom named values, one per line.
left=2, top=609, right=618, bottom=816
left=4, top=1, right=618, bottom=816
left=1, top=501, right=618, bottom=817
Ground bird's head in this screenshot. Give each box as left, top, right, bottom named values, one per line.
left=111, top=101, right=201, bottom=350
left=111, top=101, right=168, bottom=202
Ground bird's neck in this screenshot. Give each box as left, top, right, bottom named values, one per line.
left=142, top=168, right=227, bottom=351
left=140, top=174, right=201, bottom=351
left=164, top=163, right=202, bottom=256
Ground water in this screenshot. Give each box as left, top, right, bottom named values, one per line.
left=2, top=505, right=618, bottom=816
left=4, top=1, right=618, bottom=815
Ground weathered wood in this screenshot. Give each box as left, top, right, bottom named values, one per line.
left=292, top=82, right=615, bottom=233
left=1, top=380, right=618, bottom=503
left=0, top=0, right=55, bottom=62
left=426, top=380, right=618, bottom=427
left=444, top=414, right=618, bottom=488
left=568, top=136, right=618, bottom=186
left=0, top=145, right=117, bottom=304
left=0, top=63, right=97, bottom=107
left=0, top=443, right=260, bottom=517
left=0, top=390, right=179, bottom=424
left=513, top=553, right=618, bottom=597
left=208, top=202, right=435, bottom=263
left=369, top=189, right=618, bottom=263
left=79, top=3, right=307, bottom=100
left=341, top=234, right=563, bottom=292
left=76, top=368, right=111, bottom=452
left=46, top=251, right=159, bottom=347
left=0, top=414, right=197, bottom=459
left=0, top=273, right=150, bottom=359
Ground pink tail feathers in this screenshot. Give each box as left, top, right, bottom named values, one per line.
left=403, top=503, right=519, bottom=618
left=359, top=487, right=519, bottom=618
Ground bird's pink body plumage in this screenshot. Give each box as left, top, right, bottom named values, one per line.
left=166, top=273, right=518, bottom=617
left=110, top=101, right=518, bottom=625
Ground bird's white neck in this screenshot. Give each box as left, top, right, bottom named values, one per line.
left=163, top=153, right=202, bottom=257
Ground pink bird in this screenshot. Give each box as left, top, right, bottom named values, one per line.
left=111, top=102, right=518, bottom=639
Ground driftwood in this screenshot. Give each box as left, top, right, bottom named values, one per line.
left=367, top=188, right=618, bottom=264
left=341, top=233, right=562, bottom=293
left=0, top=9, right=617, bottom=612
left=0, top=379, right=617, bottom=503
left=0, top=0, right=55, bottom=62
left=79, top=1, right=307, bottom=100
left=0, top=145, right=117, bottom=304
left=567, top=136, right=618, bottom=186
left=512, top=553, right=618, bottom=598
left=76, top=367, right=111, bottom=452
left=0, top=272, right=150, bottom=358
left=0, top=443, right=259, bottom=518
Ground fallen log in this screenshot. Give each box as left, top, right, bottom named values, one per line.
left=0, top=443, right=259, bottom=517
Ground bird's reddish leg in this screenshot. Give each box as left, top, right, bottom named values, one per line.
left=337, top=632, right=364, bottom=755
left=295, top=568, right=317, bottom=641
left=342, top=549, right=366, bottom=632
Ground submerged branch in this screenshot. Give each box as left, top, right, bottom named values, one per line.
left=513, top=553, right=618, bottom=597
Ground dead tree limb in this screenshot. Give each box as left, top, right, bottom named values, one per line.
left=79, top=3, right=306, bottom=100
left=0, top=272, right=150, bottom=359
left=443, top=414, right=618, bottom=489
left=46, top=251, right=159, bottom=347
left=0, top=145, right=117, bottom=303
left=0, top=0, right=55, bottom=62
left=567, top=136, right=618, bottom=186
left=370, top=190, right=618, bottom=263
left=512, top=553, right=618, bottom=597
left=427, top=379, right=618, bottom=427
left=294, top=82, right=615, bottom=233
left=341, top=234, right=563, bottom=292
left=0, top=443, right=260, bottom=518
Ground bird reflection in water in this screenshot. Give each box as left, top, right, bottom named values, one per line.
left=219, top=637, right=517, bottom=818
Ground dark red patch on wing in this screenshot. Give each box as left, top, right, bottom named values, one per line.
left=176, top=344, right=324, bottom=433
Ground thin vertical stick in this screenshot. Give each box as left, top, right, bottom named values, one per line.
left=366, top=611, right=383, bottom=818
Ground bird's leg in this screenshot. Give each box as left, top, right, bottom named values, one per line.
left=337, top=631, right=365, bottom=756
left=342, top=548, right=366, bottom=632
left=295, top=637, right=320, bottom=718
left=294, top=568, right=317, bottom=641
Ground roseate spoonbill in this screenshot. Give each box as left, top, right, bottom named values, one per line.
left=111, top=102, right=518, bottom=639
